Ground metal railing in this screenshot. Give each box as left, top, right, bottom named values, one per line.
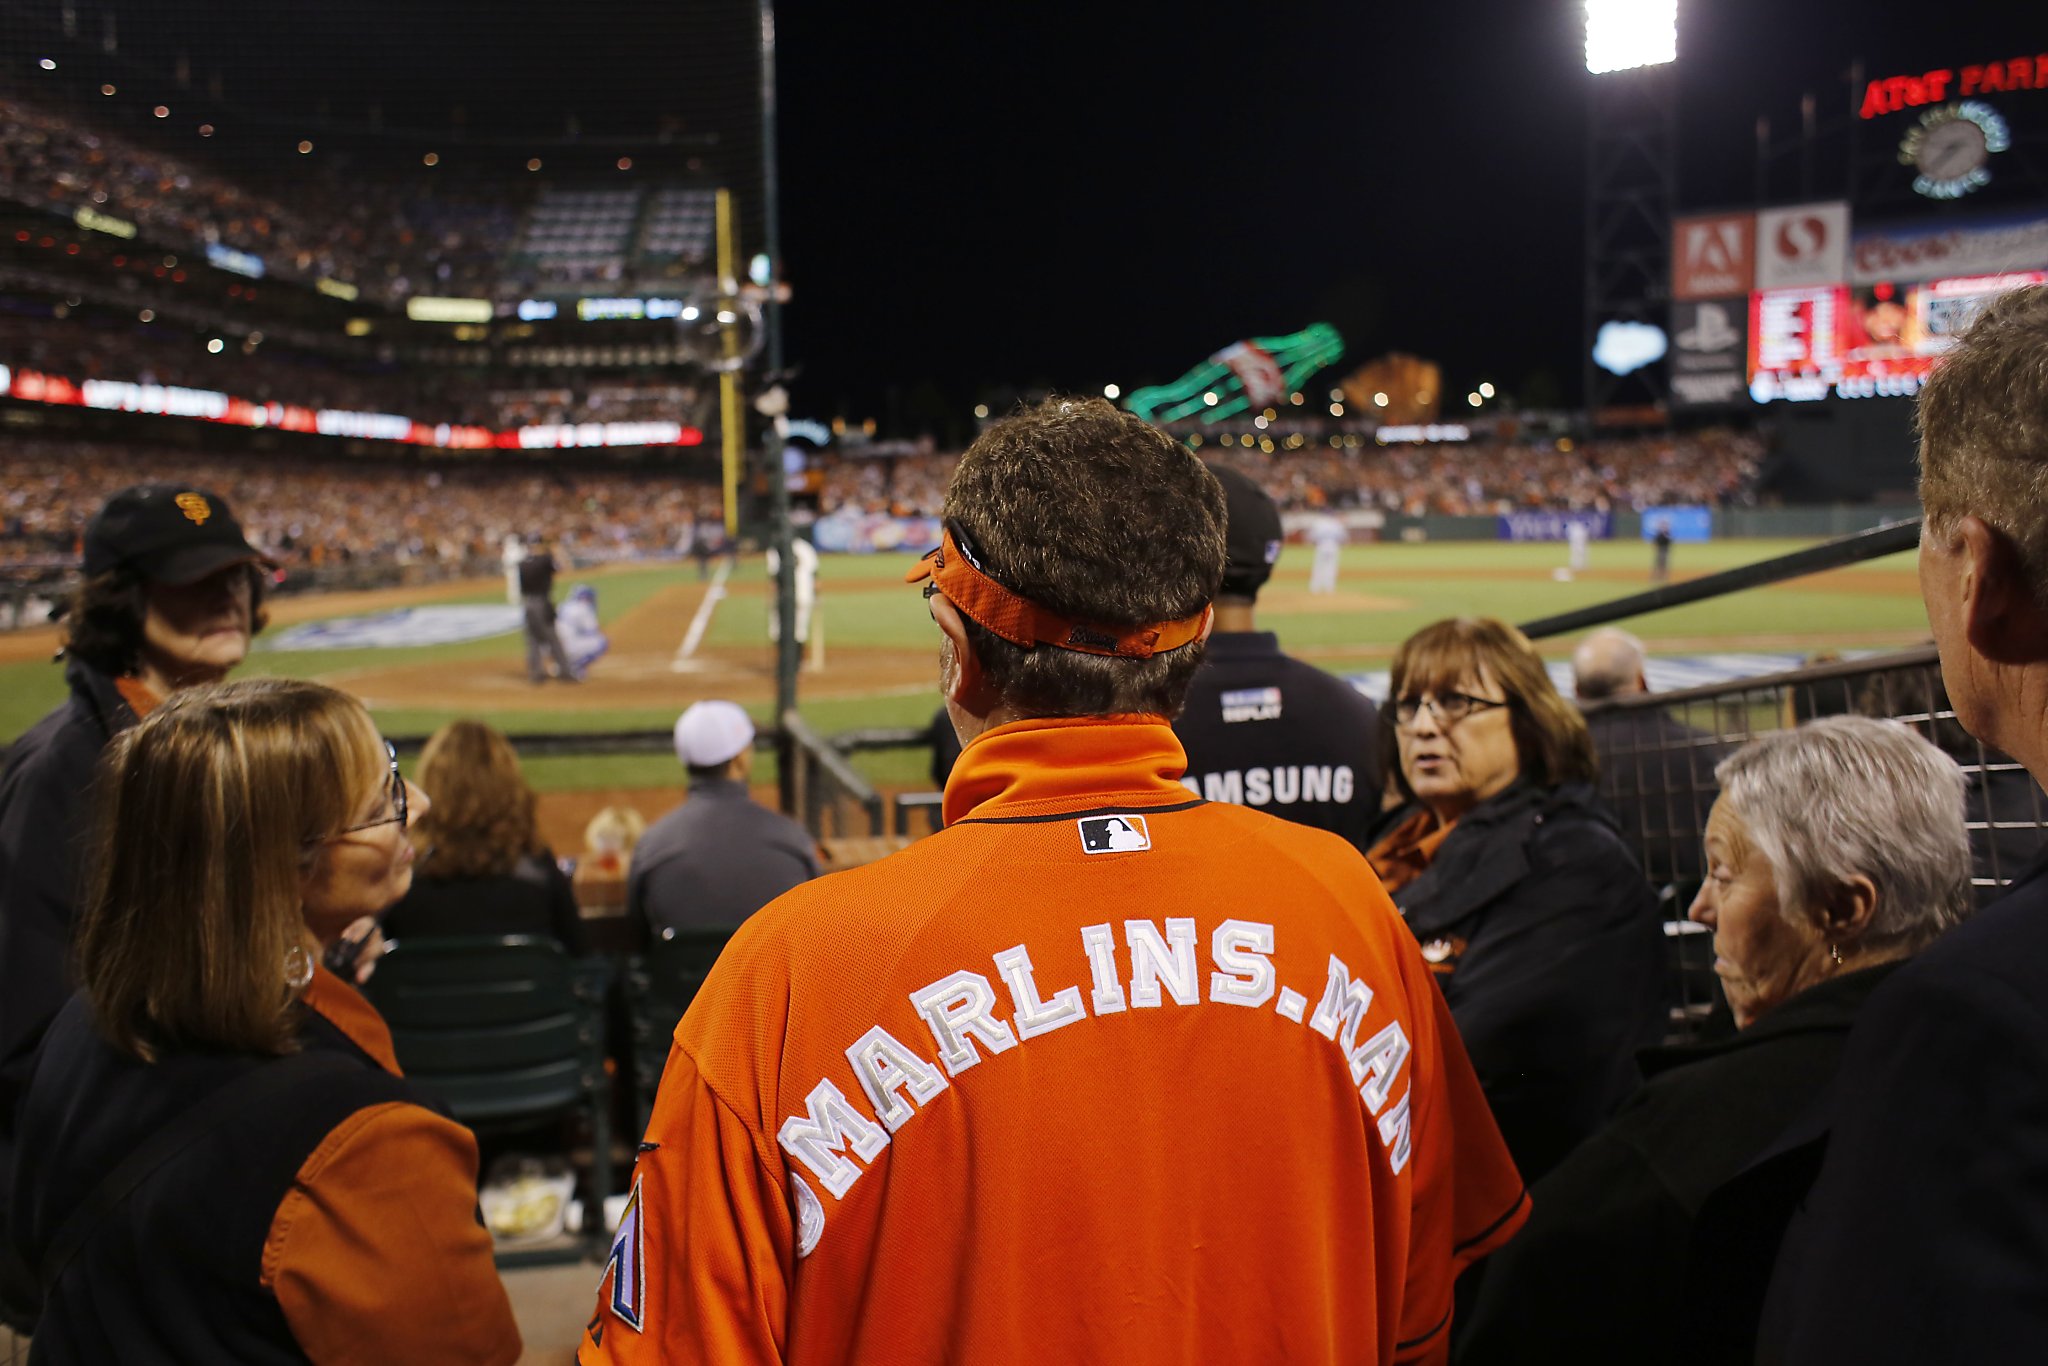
left=780, top=710, right=885, bottom=838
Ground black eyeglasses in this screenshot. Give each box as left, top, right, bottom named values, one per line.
left=330, top=740, right=407, bottom=838
left=1393, top=691, right=1510, bottom=729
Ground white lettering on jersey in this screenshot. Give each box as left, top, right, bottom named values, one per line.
left=1187, top=766, right=1356, bottom=811
left=1352, top=1020, right=1411, bottom=1114
left=992, top=943, right=1087, bottom=1039
left=1377, top=1088, right=1414, bottom=1174
left=1125, top=918, right=1201, bottom=1007
left=911, top=970, right=1020, bottom=1076
left=1219, top=686, right=1283, bottom=723
left=1309, top=954, right=1375, bottom=1057
left=777, top=1079, right=890, bottom=1199
left=774, top=920, right=1426, bottom=1253
left=1079, top=923, right=1128, bottom=1014
left=846, top=1025, right=949, bottom=1131
left=1209, top=919, right=1277, bottom=1008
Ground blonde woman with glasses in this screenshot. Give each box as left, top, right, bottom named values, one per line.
left=7, top=678, right=520, bottom=1363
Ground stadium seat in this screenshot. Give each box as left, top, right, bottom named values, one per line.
left=364, top=935, right=614, bottom=1263
left=625, top=927, right=734, bottom=1133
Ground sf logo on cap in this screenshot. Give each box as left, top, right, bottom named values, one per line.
left=1077, top=814, right=1151, bottom=854
left=174, top=492, right=212, bottom=525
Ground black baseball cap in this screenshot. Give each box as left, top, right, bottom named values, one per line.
left=82, top=484, right=268, bottom=585
left=1204, top=463, right=1283, bottom=598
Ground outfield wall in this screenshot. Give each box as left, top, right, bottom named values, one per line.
left=1381, top=502, right=1920, bottom=544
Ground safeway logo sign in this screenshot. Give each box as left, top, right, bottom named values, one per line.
left=1672, top=213, right=1755, bottom=299
left=1756, top=201, right=1850, bottom=290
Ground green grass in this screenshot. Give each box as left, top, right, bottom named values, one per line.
left=2, top=538, right=1932, bottom=795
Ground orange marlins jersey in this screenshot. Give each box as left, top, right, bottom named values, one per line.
left=582, top=716, right=1526, bottom=1366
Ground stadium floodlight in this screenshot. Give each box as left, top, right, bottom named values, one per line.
left=1584, top=0, right=1675, bottom=75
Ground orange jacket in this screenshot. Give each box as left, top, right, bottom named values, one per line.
left=582, top=716, right=1526, bottom=1366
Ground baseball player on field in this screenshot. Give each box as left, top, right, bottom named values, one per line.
left=580, top=398, right=1526, bottom=1366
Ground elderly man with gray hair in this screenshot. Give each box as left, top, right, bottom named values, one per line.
left=1574, top=626, right=1724, bottom=888
left=1460, top=715, right=1970, bottom=1364
left=1757, top=284, right=2048, bottom=1363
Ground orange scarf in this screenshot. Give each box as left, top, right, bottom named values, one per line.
left=1366, top=807, right=1457, bottom=893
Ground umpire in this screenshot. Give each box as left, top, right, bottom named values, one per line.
left=1175, top=464, right=1381, bottom=849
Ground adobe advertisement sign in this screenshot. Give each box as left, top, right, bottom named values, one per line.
left=1672, top=213, right=1756, bottom=299
left=1669, top=298, right=1748, bottom=407
left=1756, top=202, right=1851, bottom=289
left=1850, top=209, right=2048, bottom=284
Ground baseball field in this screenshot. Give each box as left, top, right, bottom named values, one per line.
left=0, top=536, right=1929, bottom=839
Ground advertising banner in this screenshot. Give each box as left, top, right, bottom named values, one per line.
left=1756, top=201, right=1851, bottom=289
left=811, top=512, right=943, bottom=555
left=1672, top=213, right=1756, bottom=299
left=1496, top=510, right=1614, bottom=543
left=1850, top=210, right=2048, bottom=285
left=1746, top=271, right=2046, bottom=402
left=1641, top=507, right=1713, bottom=543
left=1669, top=298, right=1748, bottom=407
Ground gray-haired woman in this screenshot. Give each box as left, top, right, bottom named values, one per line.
left=1457, top=715, right=1971, bottom=1366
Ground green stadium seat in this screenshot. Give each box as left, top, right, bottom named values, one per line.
left=626, top=927, right=734, bottom=1134
left=364, top=935, right=613, bottom=1264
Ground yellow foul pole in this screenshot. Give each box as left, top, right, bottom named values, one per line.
left=715, top=187, right=741, bottom=536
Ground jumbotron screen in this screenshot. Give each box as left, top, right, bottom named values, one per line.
left=1747, top=271, right=2046, bottom=402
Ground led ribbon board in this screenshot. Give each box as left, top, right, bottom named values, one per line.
left=1124, top=324, right=1345, bottom=426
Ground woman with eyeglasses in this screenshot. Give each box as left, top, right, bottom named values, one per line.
left=7, top=678, right=522, bottom=1362
left=1365, top=617, right=1663, bottom=1185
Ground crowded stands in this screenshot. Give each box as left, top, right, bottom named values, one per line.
left=0, top=440, right=722, bottom=574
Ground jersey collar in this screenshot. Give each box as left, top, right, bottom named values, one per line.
left=942, top=714, right=1193, bottom=827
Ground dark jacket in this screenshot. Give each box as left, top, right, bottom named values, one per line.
left=380, top=851, right=588, bottom=954
left=1584, top=705, right=1727, bottom=889
left=1756, top=846, right=2048, bottom=1364
left=1175, top=631, right=1382, bottom=851
left=0, top=657, right=138, bottom=1325
left=1388, top=781, right=1664, bottom=1183
left=0, top=658, right=136, bottom=1110
left=11, top=995, right=411, bottom=1362
left=629, top=778, right=820, bottom=935
left=1456, top=961, right=1902, bottom=1366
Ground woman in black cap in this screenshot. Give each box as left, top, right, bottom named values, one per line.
left=0, top=483, right=268, bottom=1329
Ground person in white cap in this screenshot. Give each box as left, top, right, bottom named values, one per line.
left=625, top=701, right=820, bottom=939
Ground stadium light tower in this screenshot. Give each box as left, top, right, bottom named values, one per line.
left=1583, top=0, right=1676, bottom=75
left=1581, top=0, right=1679, bottom=425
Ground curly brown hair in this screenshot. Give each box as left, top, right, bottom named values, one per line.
left=410, top=720, right=543, bottom=879
left=943, top=396, right=1226, bottom=719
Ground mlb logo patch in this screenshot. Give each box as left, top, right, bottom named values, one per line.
left=1078, top=814, right=1151, bottom=854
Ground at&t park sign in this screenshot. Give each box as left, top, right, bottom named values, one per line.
left=1860, top=51, right=2048, bottom=118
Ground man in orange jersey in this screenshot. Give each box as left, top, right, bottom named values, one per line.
left=581, top=397, right=1528, bottom=1366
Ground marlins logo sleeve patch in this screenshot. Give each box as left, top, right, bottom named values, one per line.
left=597, top=1176, right=647, bottom=1332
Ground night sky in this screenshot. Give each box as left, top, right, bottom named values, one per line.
left=6, top=0, right=2035, bottom=432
